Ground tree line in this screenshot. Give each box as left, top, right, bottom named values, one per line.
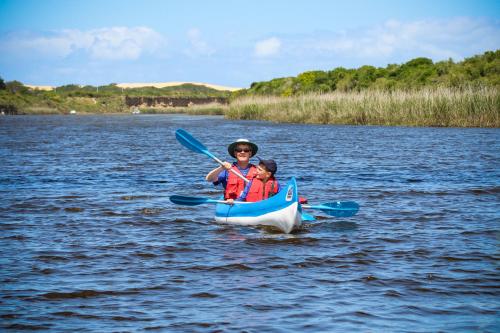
left=234, top=50, right=499, bottom=97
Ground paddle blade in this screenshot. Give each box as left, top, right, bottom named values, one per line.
left=301, top=212, right=316, bottom=221
left=170, top=195, right=212, bottom=206
left=302, top=201, right=359, bottom=217
left=175, top=129, right=209, bottom=155
left=321, top=201, right=359, bottom=217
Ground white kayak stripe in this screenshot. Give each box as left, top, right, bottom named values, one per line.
left=214, top=202, right=301, bottom=234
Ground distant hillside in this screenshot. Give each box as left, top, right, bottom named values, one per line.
left=116, top=82, right=241, bottom=92
left=236, top=50, right=499, bottom=97
left=0, top=80, right=232, bottom=114
left=25, top=81, right=241, bottom=92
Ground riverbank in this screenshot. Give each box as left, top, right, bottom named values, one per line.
left=2, top=87, right=498, bottom=127
left=225, top=86, right=499, bottom=128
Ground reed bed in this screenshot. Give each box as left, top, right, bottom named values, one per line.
left=225, top=87, right=499, bottom=127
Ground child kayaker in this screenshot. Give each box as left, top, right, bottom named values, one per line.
left=228, top=158, right=280, bottom=203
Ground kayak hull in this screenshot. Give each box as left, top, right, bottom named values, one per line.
left=214, top=178, right=302, bottom=233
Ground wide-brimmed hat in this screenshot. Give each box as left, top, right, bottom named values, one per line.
left=228, top=139, right=258, bottom=158
left=258, top=157, right=277, bottom=175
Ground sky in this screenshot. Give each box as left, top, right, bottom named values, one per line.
left=0, top=0, right=499, bottom=88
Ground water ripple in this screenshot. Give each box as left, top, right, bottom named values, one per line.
left=1, top=115, right=499, bottom=332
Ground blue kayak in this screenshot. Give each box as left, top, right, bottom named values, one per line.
left=214, top=178, right=303, bottom=233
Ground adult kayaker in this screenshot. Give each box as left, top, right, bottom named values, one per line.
left=236, top=158, right=280, bottom=202
left=205, top=139, right=258, bottom=200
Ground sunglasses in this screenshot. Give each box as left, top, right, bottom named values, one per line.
left=234, top=148, right=252, bottom=153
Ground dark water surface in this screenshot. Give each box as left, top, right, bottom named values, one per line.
left=1, top=115, right=499, bottom=332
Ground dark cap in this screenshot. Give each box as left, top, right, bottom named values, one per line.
left=258, top=157, right=277, bottom=175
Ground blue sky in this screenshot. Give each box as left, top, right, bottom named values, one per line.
left=0, top=0, right=499, bottom=88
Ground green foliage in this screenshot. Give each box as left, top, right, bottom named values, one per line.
left=6, top=80, right=29, bottom=94
left=296, top=71, right=330, bottom=92
left=237, top=50, right=500, bottom=97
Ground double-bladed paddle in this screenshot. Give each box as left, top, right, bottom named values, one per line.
left=302, top=201, right=359, bottom=217
left=170, top=195, right=359, bottom=217
left=175, top=129, right=249, bottom=183
left=171, top=195, right=317, bottom=221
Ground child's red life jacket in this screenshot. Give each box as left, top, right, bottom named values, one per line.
left=245, top=177, right=279, bottom=202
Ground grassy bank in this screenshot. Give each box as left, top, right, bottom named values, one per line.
left=3, top=85, right=498, bottom=128
left=225, top=86, right=499, bottom=127
left=0, top=91, right=126, bottom=114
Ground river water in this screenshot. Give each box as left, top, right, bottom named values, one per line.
left=1, top=115, right=499, bottom=332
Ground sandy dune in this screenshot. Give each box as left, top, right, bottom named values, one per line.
left=116, top=82, right=242, bottom=91
left=25, top=85, right=55, bottom=91
left=26, top=82, right=242, bottom=92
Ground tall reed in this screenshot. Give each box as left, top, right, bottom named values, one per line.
left=225, top=87, right=499, bottom=127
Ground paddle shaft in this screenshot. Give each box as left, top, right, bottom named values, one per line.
left=302, top=204, right=356, bottom=211
left=175, top=129, right=249, bottom=183
left=211, top=155, right=250, bottom=184
left=170, top=195, right=251, bottom=206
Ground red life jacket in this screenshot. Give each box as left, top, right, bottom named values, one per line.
left=224, top=164, right=257, bottom=200
left=245, top=177, right=279, bottom=202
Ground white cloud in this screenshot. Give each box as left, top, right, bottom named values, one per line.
left=88, top=27, right=165, bottom=60
left=291, top=17, right=500, bottom=62
left=185, top=28, right=215, bottom=57
left=0, top=27, right=166, bottom=60
left=254, top=37, right=281, bottom=57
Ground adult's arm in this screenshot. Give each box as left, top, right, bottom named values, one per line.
left=205, top=162, right=231, bottom=182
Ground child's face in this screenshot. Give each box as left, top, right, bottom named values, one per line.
left=256, top=164, right=271, bottom=179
